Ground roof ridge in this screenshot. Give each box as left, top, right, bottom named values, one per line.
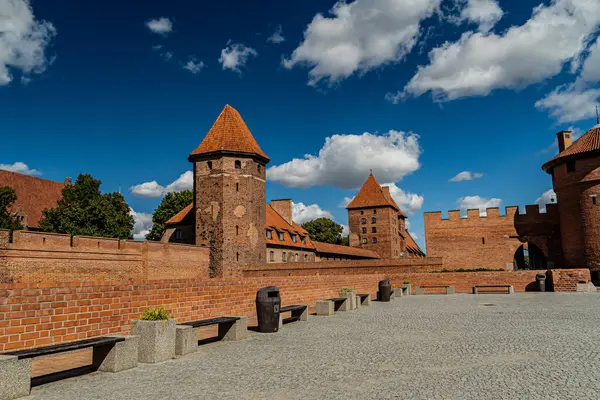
left=543, top=125, right=600, bottom=171
left=346, top=174, right=399, bottom=210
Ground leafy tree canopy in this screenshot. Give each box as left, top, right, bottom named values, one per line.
left=0, top=186, right=23, bottom=230
left=301, top=217, right=345, bottom=245
left=146, top=190, right=193, bottom=241
left=40, top=174, right=134, bottom=239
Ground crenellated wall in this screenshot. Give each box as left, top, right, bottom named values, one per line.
left=0, top=230, right=210, bottom=283
left=424, top=205, right=562, bottom=270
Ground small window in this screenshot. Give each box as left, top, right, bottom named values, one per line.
left=175, top=230, right=182, bottom=240
left=207, top=161, right=212, bottom=169
left=361, top=218, right=366, bottom=224
left=301, top=236, right=306, bottom=244
left=295, top=253, right=299, bottom=262
left=360, top=210, right=364, bottom=215
left=235, top=160, right=241, bottom=169
left=564, top=133, right=571, bottom=139
left=291, top=234, right=297, bottom=243
left=278, top=232, right=284, bottom=241
left=236, top=252, right=239, bottom=262
left=567, top=160, right=576, bottom=172
left=361, top=238, right=367, bottom=244
left=266, top=230, right=272, bottom=239
left=482, top=237, right=485, bottom=244
left=372, top=227, right=377, bottom=233
left=236, top=183, right=239, bottom=192
left=372, top=237, right=377, bottom=244
left=304, top=254, right=308, bottom=262
left=593, top=196, right=597, bottom=205
left=362, top=227, right=367, bottom=234
left=258, top=164, right=261, bottom=173
left=373, top=209, right=377, bottom=214
left=372, top=217, right=376, bottom=224
left=236, top=225, right=239, bottom=235
left=282, top=252, right=286, bottom=262
left=269, top=251, right=274, bottom=262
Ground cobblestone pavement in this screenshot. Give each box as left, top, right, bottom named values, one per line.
left=29, top=293, right=600, bottom=400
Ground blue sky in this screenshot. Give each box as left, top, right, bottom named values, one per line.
left=2, top=0, right=600, bottom=250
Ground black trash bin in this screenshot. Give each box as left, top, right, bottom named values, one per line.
left=378, top=279, right=392, bottom=302
left=536, top=273, right=546, bottom=292
left=256, top=286, right=281, bottom=333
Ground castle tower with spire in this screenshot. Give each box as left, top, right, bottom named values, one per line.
left=188, top=105, right=270, bottom=277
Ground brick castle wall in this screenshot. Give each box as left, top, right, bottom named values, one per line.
left=1, top=268, right=575, bottom=352
left=548, top=268, right=592, bottom=292
left=424, top=205, right=562, bottom=270
left=0, top=230, right=210, bottom=283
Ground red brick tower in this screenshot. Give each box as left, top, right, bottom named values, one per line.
left=543, top=125, right=600, bottom=268
left=188, top=105, right=270, bottom=277
left=346, top=174, right=407, bottom=258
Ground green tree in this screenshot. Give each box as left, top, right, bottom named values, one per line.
left=301, top=217, right=344, bottom=244
left=0, top=186, right=23, bottom=230
left=40, top=174, right=134, bottom=239
left=145, top=190, right=193, bottom=241
left=339, top=236, right=350, bottom=246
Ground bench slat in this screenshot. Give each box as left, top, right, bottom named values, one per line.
left=181, top=316, right=240, bottom=328
left=4, top=336, right=125, bottom=360
left=280, top=305, right=307, bottom=313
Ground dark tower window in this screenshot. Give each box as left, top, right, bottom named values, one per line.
left=593, top=196, right=597, bottom=205
left=235, top=160, right=241, bottom=169
left=361, top=238, right=367, bottom=244
left=361, top=218, right=366, bottom=224
left=207, top=161, right=212, bottom=169
left=282, top=252, right=286, bottom=262
left=372, top=227, right=377, bottom=233
left=373, top=209, right=377, bottom=214
left=269, top=251, right=274, bottom=262
left=372, top=217, right=376, bottom=224
left=236, top=183, right=239, bottom=192
left=566, top=160, right=576, bottom=172
left=360, top=210, right=364, bottom=215
left=236, top=252, right=239, bottom=262
left=482, top=237, right=485, bottom=244
left=372, top=237, right=377, bottom=244
left=266, top=230, right=272, bottom=239
left=362, top=227, right=367, bottom=234
left=258, top=164, right=261, bottom=172
left=236, top=225, right=239, bottom=235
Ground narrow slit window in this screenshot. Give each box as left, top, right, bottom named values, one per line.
left=207, top=161, right=212, bottom=169
left=482, top=237, right=485, bottom=245
left=235, top=160, right=241, bottom=169
left=236, top=183, right=239, bottom=192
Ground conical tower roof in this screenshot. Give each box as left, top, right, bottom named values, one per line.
left=346, top=174, right=400, bottom=211
left=543, top=124, right=600, bottom=172
left=189, top=105, right=269, bottom=162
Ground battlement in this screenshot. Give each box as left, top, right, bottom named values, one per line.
left=424, top=203, right=559, bottom=223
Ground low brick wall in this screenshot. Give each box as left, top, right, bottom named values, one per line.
left=244, top=257, right=444, bottom=276
left=0, top=269, right=577, bottom=352
left=0, top=230, right=210, bottom=283
left=549, top=268, right=592, bottom=292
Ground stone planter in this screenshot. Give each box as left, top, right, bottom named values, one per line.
left=132, top=319, right=176, bottom=363
left=401, top=283, right=412, bottom=296
left=344, top=293, right=357, bottom=310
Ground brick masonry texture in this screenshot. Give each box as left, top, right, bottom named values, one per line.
left=0, top=230, right=210, bottom=283
left=0, top=269, right=588, bottom=352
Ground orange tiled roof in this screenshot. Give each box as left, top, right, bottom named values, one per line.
left=312, top=241, right=380, bottom=259
left=0, top=170, right=65, bottom=229
left=346, top=174, right=400, bottom=211
left=405, top=231, right=425, bottom=257
left=165, top=203, right=193, bottom=225
left=543, top=124, right=600, bottom=171
left=266, top=204, right=314, bottom=250
left=189, top=105, right=269, bottom=161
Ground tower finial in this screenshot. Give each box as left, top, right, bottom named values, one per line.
left=369, top=169, right=373, bottom=176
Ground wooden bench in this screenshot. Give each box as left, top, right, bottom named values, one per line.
left=357, top=294, right=371, bottom=306
left=473, top=285, right=514, bottom=294
left=1, top=336, right=138, bottom=398
left=415, top=285, right=455, bottom=295
left=279, top=305, right=308, bottom=323
left=175, top=316, right=248, bottom=356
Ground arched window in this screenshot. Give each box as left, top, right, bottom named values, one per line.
left=372, top=227, right=377, bottom=233
left=372, top=237, right=377, bottom=244
left=295, top=253, right=299, bottom=262
left=373, top=209, right=377, bottom=214
left=362, top=227, right=367, bottom=234
left=269, top=251, right=274, bottom=262
left=372, top=217, right=377, bottom=224
left=207, top=161, right=212, bottom=169
left=304, top=254, right=308, bottom=262
left=361, top=218, right=366, bottom=224
left=235, top=160, right=241, bottom=169
left=282, top=252, right=286, bottom=262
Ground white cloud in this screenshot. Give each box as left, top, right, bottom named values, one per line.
left=130, top=171, right=193, bottom=198
left=339, top=196, right=354, bottom=208
left=535, top=189, right=557, bottom=213
left=152, top=44, right=163, bottom=51
left=402, top=0, right=600, bottom=101
left=341, top=224, right=350, bottom=236
left=291, top=202, right=334, bottom=225
left=454, top=0, right=503, bottom=33
left=535, top=85, right=600, bottom=123
left=218, top=42, right=257, bottom=72
left=130, top=209, right=153, bottom=240
left=161, top=51, right=173, bottom=61
left=458, top=195, right=502, bottom=216
left=183, top=59, right=205, bottom=74
left=282, top=0, right=439, bottom=86
left=0, top=161, right=41, bottom=175
left=449, top=171, right=483, bottom=182
left=146, top=17, right=173, bottom=35
left=0, top=0, right=56, bottom=86
left=538, top=126, right=584, bottom=154
left=382, top=183, right=424, bottom=215
left=267, top=130, right=421, bottom=189
left=267, top=25, right=285, bottom=44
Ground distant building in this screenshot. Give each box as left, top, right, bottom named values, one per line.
left=425, top=124, right=600, bottom=271
left=162, top=104, right=423, bottom=275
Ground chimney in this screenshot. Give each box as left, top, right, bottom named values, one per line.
left=382, top=186, right=391, bottom=199
left=270, top=199, right=293, bottom=225
left=556, top=130, right=572, bottom=152
left=64, top=177, right=72, bottom=185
